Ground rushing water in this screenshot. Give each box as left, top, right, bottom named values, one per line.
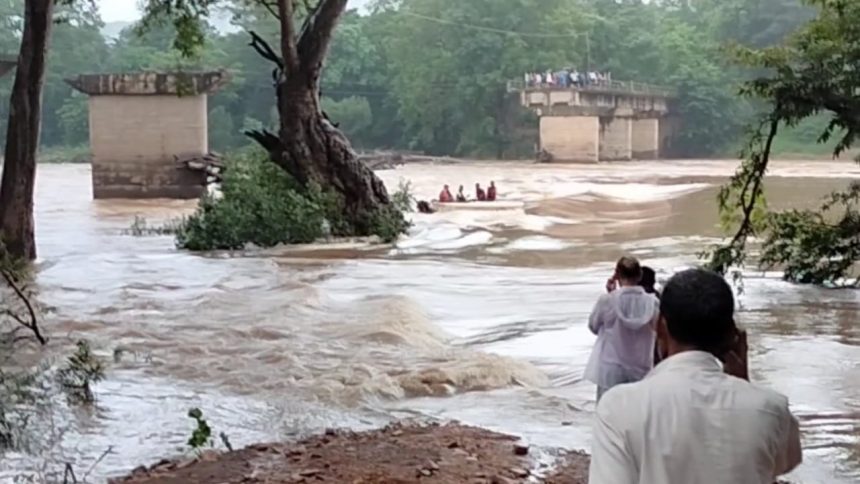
left=2, top=160, right=860, bottom=483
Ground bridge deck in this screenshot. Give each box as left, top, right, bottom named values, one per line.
left=507, top=79, right=676, bottom=98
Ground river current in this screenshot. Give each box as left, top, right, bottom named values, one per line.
left=2, top=160, right=859, bottom=483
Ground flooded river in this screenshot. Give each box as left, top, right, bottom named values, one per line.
left=3, top=160, right=860, bottom=483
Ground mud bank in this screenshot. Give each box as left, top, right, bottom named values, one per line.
left=111, top=422, right=590, bottom=483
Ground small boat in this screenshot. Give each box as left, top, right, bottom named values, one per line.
left=430, top=200, right=524, bottom=212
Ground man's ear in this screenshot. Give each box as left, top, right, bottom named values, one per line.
left=656, top=315, right=670, bottom=357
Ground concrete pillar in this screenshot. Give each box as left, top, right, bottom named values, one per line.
left=632, top=118, right=660, bottom=159
left=659, top=116, right=680, bottom=158
left=67, top=72, right=229, bottom=199
left=0, top=55, right=15, bottom=77
left=539, top=116, right=599, bottom=162
left=599, top=117, right=632, bottom=161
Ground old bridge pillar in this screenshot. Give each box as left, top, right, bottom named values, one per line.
left=0, top=55, right=15, bottom=77
left=67, top=71, right=229, bottom=199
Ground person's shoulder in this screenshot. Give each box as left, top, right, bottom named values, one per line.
left=725, top=376, right=792, bottom=416
left=596, top=380, right=646, bottom=418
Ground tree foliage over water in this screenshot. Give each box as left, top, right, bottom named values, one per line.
left=0, top=0, right=820, bottom=158
left=708, top=0, right=860, bottom=286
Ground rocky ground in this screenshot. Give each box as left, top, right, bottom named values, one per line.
left=112, top=422, right=590, bottom=484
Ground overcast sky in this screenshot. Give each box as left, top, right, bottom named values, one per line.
left=97, top=0, right=371, bottom=23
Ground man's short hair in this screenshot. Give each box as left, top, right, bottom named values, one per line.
left=615, top=256, right=642, bottom=283
left=660, top=268, right=735, bottom=351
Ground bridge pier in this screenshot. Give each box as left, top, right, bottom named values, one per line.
left=599, top=117, right=633, bottom=161
left=67, top=72, right=229, bottom=199
left=632, top=118, right=660, bottom=160
left=540, top=116, right=599, bottom=162
left=0, top=55, right=15, bottom=77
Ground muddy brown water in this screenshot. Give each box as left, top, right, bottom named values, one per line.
left=1, top=160, right=859, bottom=483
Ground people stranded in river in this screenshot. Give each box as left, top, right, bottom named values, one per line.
left=584, top=256, right=659, bottom=401
left=590, top=268, right=802, bottom=484
left=487, top=181, right=497, bottom=201
left=456, top=185, right=467, bottom=203
left=438, top=185, right=454, bottom=203
left=475, top=183, right=487, bottom=201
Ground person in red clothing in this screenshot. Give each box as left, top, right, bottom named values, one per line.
left=438, top=185, right=454, bottom=202
left=475, top=183, right=487, bottom=201
left=487, top=181, right=497, bottom=201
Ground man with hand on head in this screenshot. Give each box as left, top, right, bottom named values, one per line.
left=584, top=256, right=660, bottom=401
left=589, top=268, right=802, bottom=484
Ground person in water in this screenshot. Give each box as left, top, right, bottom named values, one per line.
left=487, top=181, right=497, bottom=201
left=584, top=256, right=659, bottom=401
left=438, top=185, right=453, bottom=203
left=475, top=183, right=487, bottom=201
left=590, top=268, right=802, bottom=484
left=456, top=185, right=467, bottom=202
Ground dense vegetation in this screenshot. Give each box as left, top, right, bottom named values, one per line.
left=708, top=0, right=860, bottom=286
left=175, top=149, right=409, bottom=251
left=0, top=0, right=823, bottom=160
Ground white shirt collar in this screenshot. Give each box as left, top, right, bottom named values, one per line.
left=649, top=350, right=723, bottom=377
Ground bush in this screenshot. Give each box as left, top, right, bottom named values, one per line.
left=176, top=149, right=409, bottom=251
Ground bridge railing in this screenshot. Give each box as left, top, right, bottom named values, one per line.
left=507, top=79, right=676, bottom=97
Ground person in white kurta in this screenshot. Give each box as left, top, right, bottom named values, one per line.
left=589, top=268, right=802, bottom=484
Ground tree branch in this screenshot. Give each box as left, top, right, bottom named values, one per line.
left=297, top=0, right=348, bottom=71
left=248, top=30, right=283, bottom=70
left=278, top=0, right=301, bottom=74
left=259, top=0, right=281, bottom=20
left=1, top=268, right=46, bottom=345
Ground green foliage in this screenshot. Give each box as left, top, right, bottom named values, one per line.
left=57, top=340, right=106, bottom=403
left=0, top=366, right=42, bottom=452
left=186, top=407, right=212, bottom=450
left=709, top=0, right=860, bottom=286
left=175, top=149, right=387, bottom=250
left=123, top=216, right=185, bottom=236
left=760, top=183, right=860, bottom=286
left=186, top=407, right=233, bottom=453
left=391, top=179, right=415, bottom=213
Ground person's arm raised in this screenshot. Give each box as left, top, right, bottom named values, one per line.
left=720, top=328, right=749, bottom=381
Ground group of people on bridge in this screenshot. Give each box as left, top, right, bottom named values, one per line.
left=439, top=182, right=497, bottom=203
left=585, top=256, right=802, bottom=483
left=525, top=68, right=612, bottom=89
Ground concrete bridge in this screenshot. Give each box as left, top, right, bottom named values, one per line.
left=67, top=71, right=229, bottom=199
left=510, top=80, right=678, bottom=162
left=0, top=55, right=15, bottom=77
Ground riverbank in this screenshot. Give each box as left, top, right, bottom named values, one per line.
left=111, top=422, right=590, bottom=483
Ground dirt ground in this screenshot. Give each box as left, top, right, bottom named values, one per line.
left=111, top=422, right=590, bottom=484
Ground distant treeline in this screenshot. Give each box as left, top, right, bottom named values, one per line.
left=0, top=0, right=827, bottom=160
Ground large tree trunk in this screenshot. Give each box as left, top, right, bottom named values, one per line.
left=247, top=0, right=394, bottom=234
left=0, top=0, right=54, bottom=260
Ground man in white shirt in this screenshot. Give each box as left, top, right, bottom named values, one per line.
left=584, top=256, right=659, bottom=400
left=589, top=268, right=802, bottom=484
